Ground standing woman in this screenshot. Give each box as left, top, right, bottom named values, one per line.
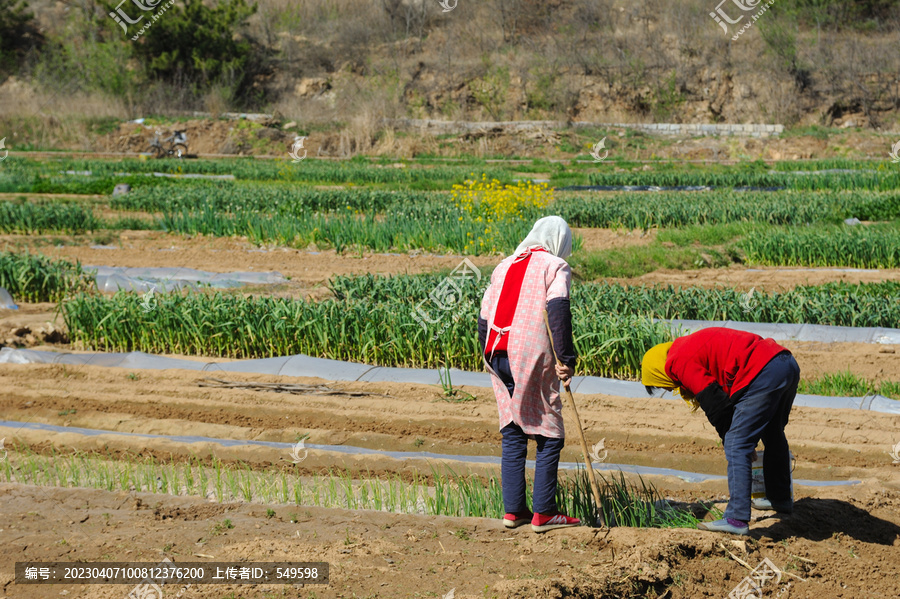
left=641, top=328, right=800, bottom=535
left=478, top=216, right=581, bottom=533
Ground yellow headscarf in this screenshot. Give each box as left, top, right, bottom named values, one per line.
left=640, top=342, right=700, bottom=411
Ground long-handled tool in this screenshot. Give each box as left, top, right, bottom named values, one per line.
left=543, top=310, right=606, bottom=528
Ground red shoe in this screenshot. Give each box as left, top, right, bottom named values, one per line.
left=503, top=511, right=533, bottom=529
left=531, top=512, right=580, bottom=533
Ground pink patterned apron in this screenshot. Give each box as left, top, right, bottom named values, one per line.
left=480, top=248, right=572, bottom=438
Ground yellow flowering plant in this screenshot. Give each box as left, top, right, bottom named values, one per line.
left=452, top=174, right=554, bottom=253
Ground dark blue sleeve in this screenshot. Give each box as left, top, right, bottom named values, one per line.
left=546, top=297, right=576, bottom=368
left=478, top=316, right=488, bottom=355
left=696, top=382, right=736, bottom=440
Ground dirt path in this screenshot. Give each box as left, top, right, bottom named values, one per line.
left=1, top=480, right=898, bottom=599
left=2, top=481, right=900, bottom=598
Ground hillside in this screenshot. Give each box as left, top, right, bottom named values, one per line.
left=2, top=0, right=900, bottom=148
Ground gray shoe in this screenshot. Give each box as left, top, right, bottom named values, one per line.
left=698, top=518, right=749, bottom=535
left=752, top=497, right=793, bottom=514
left=752, top=497, right=773, bottom=510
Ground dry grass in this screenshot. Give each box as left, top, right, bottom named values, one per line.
left=0, top=77, right=129, bottom=150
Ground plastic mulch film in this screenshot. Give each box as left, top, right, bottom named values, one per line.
left=2, top=348, right=897, bottom=415
left=0, top=420, right=860, bottom=487
left=663, top=319, right=900, bottom=345
left=86, top=266, right=288, bottom=293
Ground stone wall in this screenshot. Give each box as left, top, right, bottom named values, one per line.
left=387, top=119, right=784, bottom=138
left=607, top=122, right=783, bottom=137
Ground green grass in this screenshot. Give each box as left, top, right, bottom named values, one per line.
left=657, top=222, right=760, bottom=247
left=780, top=125, right=838, bottom=140
left=570, top=244, right=733, bottom=279
left=569, top=221, right=749, bottom=280
left=799, top=372, right=900, bottom=400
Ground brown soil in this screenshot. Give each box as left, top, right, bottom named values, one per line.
left=0, top=363, right=899, bottom=598
left=1, top=483, right=899, bottom=599
left=100, top=119, right=296, bottom=157
left=622, top=265, right=900, bottom=292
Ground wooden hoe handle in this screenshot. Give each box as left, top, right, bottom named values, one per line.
left=542, top=310, right=606, bottom=528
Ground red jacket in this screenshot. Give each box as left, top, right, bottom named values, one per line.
left=666, top=328, right=788, bottom=399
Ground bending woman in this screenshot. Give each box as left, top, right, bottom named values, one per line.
left=641, top=327, right=800, bottom=535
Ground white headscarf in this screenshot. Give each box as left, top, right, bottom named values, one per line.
left=513, top=216, right=573, bottom=259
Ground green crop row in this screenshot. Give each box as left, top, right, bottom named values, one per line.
left=158, top=202, right=540, bottom=255
left=61, top=292, right=671, bottom=379
left=113, top=184, right=900, bottom=228
left=573, top=281, right=900, bottom=328
left=5, top=156, right=894, bottom=191
left=0, top=199, right=100, bottom=234
left=1, top=449, right=699, bottom=528
left=798, top=371, right=900, bottom=400
left=330, top=274, right=900, bottom=329
left=741, top=225, right=900, bottom=268
left=109, top=182, right=433, bottom=213
left=767, top=159, right=885, bottom=172
left=8, top=190, right=900, bottom=257
left=0, top=164, right=164, bottom=195
left=557, top=190, right=900, bottom=229
left=146, top=193, right=898, bottom=258
left=2, top=157, right=516, bottom=188
left=585, top=170, right=900, bottom=190
left=0, top=251, right=94, bottom=302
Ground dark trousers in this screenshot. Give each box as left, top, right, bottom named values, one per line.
left=724, top=352, right=800, bottom=522
left=492, top=354, right=564, bottom=515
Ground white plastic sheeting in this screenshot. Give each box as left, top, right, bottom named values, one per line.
left=664, top=319, right=900, bottom=345
left=0, top=287, right=17, bottom=310
left=87, top=266, right=288, bottom=293
left=0, top=420, right=859, bottom=487
left=2, top=348, right=898, bottom=415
